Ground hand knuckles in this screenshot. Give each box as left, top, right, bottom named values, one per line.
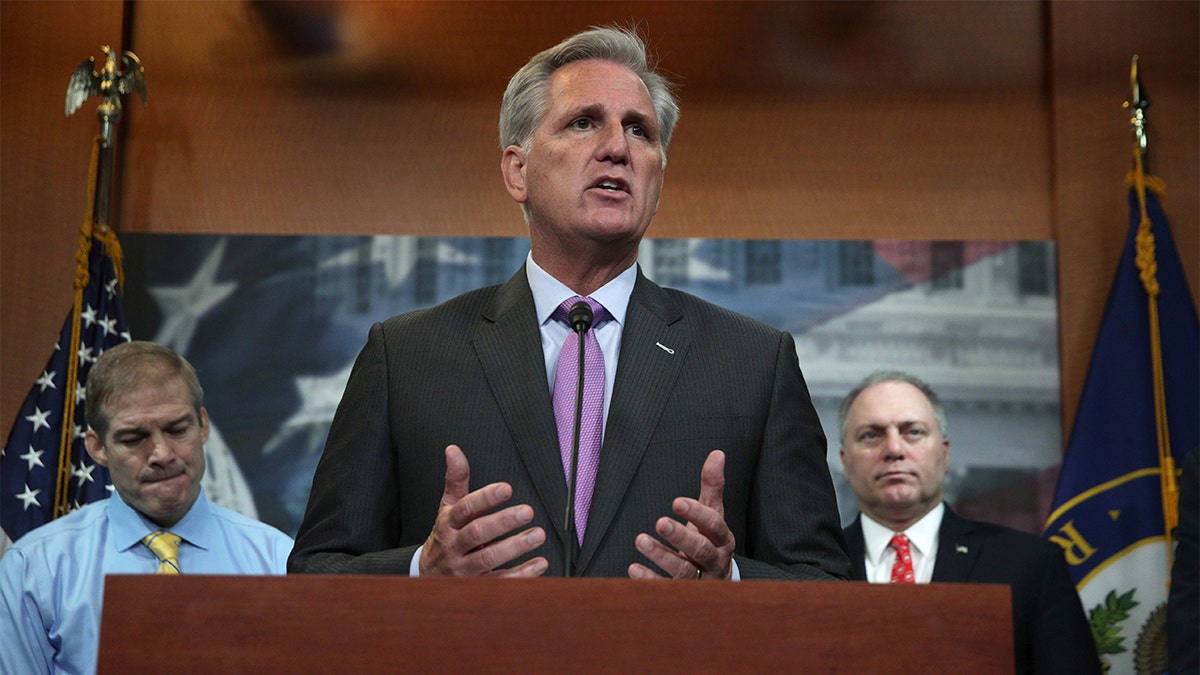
left=476, top=543, right=498, bottom=571
left=462, top=518, right=490, bottom=548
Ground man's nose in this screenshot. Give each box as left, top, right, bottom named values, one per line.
left=596, top=123, right=630, bottom=163
left=147, top=433, right=174, bottom=464
left=882, top=428, right=905, bottom=458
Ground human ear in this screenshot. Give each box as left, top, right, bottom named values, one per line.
left=84, top=429, right=108, bottom=467
left=501, top=146, right=528, bottom=204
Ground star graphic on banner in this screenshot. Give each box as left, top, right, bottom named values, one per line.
left=25, top=407, right=51, bottom=433
left=76, top=382, right=87, bottom=405
left=16, top=484, right=42, bottom=511
left=78, top=344, right=95, bottom=366
left=35, top=370, right=56, bottom=392
left=80, top=304, right=98, bottom=328
left=149, top=237, right=237, bottom=354
left=105, top=278, right=119, bottom=298
left=262, top=361, right=354, bottom=455
left=19, top=446, right=46, bottom=471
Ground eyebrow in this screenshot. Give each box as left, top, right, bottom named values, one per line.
left=854, top=420, right=928, bottom=433
left=111, top=413, right=194, bottom=437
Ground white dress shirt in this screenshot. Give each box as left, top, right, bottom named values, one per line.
left=860, top=502, right=944, bottom=584
left=527, top=253, right=636, bottom=431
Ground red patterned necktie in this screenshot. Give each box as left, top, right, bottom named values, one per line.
left=889, top=533, right=915, bottom=584
left=551, top=296, right=608, bottom=546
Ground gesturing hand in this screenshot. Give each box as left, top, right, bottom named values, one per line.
left=628, top=449, right=736, bottom=580
left=418, top=445, right=549, bottom=577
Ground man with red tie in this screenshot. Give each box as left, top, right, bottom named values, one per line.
left=839, top=370, right=1099, bottom=674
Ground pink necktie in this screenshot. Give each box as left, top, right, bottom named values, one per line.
left=552, top=296, right=607, bottom=546
left=890, top=533, right=915, bottom=583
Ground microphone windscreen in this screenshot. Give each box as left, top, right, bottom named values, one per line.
left=569, top=301, right=593, bottom=332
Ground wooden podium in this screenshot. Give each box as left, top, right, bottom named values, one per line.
left=98, top=575, right=1012, bottom=672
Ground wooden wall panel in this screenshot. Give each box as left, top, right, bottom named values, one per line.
left=3, top=1, right=1197, bottom=458
left=114, top=1, right=1052, bottom=240
left=1049, top=0, right=1199, bottom=438
left=1, top=0, right=127, bottom=434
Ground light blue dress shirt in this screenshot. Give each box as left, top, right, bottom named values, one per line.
left=0, top=488, right=293, bottom=675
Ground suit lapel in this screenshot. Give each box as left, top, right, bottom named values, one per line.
left=576, top=271, right=688, bottom=572
left=931, top=505, right=980, bottom=582
left=472, top=272, right=568, bottom=536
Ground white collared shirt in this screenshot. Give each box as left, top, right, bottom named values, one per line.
left=526, top=253, right=636, bottom=432
left=860, top=502, right=944, bottom=583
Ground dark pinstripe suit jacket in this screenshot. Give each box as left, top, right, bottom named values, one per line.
left=844, top=506, right=1100, bottom=674
left=290, top=267, right=850, bottom=580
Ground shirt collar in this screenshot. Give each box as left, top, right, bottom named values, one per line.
left=860, top=502, right=945, bottom=563
left=525, top=253, right=635, bottom=328
left=106, top=486, right=213, bottom=552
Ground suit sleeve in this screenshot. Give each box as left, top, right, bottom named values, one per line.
left=288, top=321, right=418, bottom=574
left=740, top=330, right=851, bottom=581
left=1029, top=542, right=1101, bottom=674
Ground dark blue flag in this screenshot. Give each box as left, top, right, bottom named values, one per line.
left=1044, top=177, right=1199, bottom=672
left=0, top=225, right=131, bottom=546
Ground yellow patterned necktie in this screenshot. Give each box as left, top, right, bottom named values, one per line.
left=142, top=530, right=182, bottom=574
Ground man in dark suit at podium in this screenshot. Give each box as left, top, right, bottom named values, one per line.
left=838, top=371, right=1099, bottom=675
left=289, top=25, right=849, bottom=581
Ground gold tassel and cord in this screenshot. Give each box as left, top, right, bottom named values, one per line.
left=52, top=135, right=125, bottom=519
left=1125, top=148, right=1178, bottom=571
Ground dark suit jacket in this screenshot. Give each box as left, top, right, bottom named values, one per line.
left=844, top=507, right=1100, bottom=675
left=290, top=268, right=851, bottom=579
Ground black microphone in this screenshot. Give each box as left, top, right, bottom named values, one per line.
left=563, top=300, right=592, bottom=577
left=568, top=300, right=593, bottom=333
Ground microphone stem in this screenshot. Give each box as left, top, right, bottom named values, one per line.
left=564, top=326, right=586, bottom=577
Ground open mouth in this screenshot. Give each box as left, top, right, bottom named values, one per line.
left=592, top=178, right=629, bottom=194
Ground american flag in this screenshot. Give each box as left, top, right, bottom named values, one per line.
left=0, top=225, right=131, bottom=546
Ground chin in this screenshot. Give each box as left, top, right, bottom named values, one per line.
left=145, top=485, right=198, bottom=513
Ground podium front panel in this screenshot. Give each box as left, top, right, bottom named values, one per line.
left=98, top=575, right=1012, bottom=672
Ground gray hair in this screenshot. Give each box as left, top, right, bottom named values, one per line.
left=85, top=341, right=205, bottom=440
left=498, top=25, right=680, bottom=164
left=837, top=370, right=948, bottom=443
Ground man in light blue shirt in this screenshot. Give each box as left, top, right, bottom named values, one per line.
left=0, top=341, right=292, bottom=674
